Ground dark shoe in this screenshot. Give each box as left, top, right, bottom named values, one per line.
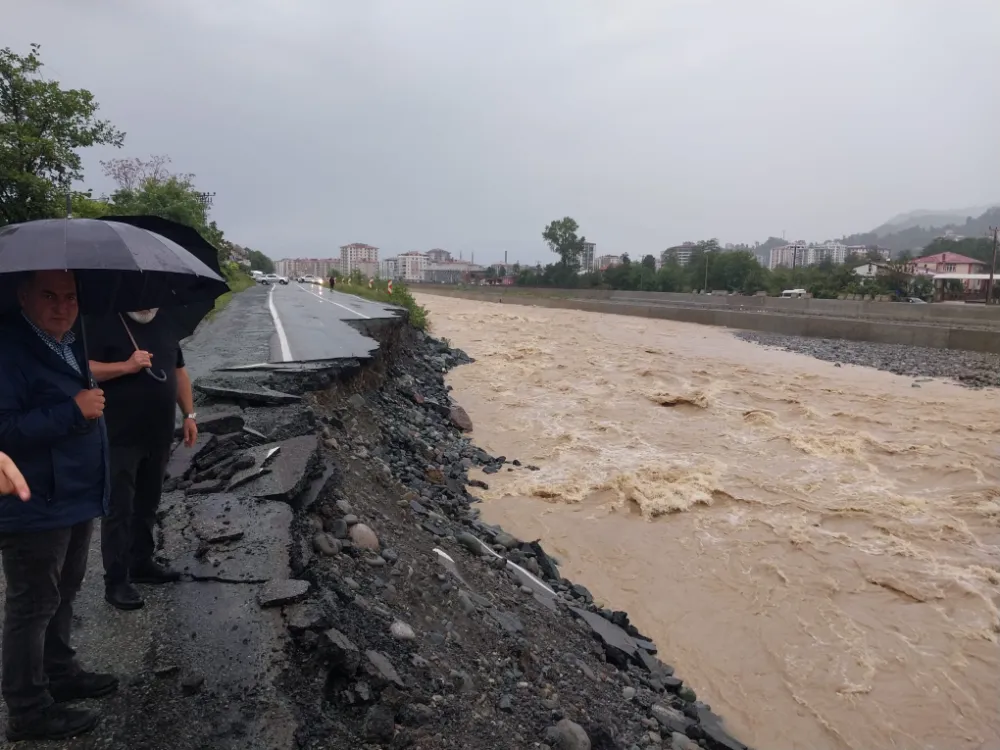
left=49, top=671, right=119, bottom=703
left=130, top=559, right=181, bottom=584
left=6, top=704, right=99, bottom=741
left=105, top=582, right=144, bottom=610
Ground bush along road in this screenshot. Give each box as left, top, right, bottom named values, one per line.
left=61, top=289, right=751, bottom=749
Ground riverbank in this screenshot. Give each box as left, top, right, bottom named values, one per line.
left=286, top=322, right=750, bottom=749
left=415, top=292, right=1000, bottom=750
left=734, top=330, right=1000, bottom=387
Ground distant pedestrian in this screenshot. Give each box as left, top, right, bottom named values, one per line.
left=86, top=309, right=198, bottom=611
left=0, top=270, right=116, bottom=742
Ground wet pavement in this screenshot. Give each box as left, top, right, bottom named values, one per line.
left=181, top=284, right=274, bottom=379
left=0, top=285, right=349, bottom=749
left=267, top=282, right=400, bottom=363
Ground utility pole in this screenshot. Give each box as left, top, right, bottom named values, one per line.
left=988, top=226, right=999, bottom=305
left=65, top=192, right=72, bottom=219
left=704, top=252, right=710, bottom=292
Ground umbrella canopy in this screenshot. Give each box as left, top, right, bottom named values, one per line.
left=100, top=214, right=225, bottom=339
left=0, top=218, right=228, bottom=316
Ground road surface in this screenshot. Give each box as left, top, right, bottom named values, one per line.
left=266, top=282, right=401, bottom=362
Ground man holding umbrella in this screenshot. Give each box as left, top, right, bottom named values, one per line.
left=86, top=308, right=198, bottom=610
left=0, top=270, right=116, bottom=741
left=0, top=216, right=229, bottom=741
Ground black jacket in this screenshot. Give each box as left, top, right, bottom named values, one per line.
left=0, top=317, right=109, bottom=532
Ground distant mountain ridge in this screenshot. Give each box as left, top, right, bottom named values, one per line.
left=871, top=204, right=999, bottom=237
left=837, top=205, right=1000, bottom=257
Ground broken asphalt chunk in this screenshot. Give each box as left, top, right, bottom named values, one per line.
left=695, top=705, right=749, bottom=750
left=569, top=606, right=639, bottom=668
left=324, top=627, right=361, bottom=676
left=257, top=579, right=310, bottom=608
left=195, top=382, right=302, bottom=406
left=236, top=435, right=319, bottom=503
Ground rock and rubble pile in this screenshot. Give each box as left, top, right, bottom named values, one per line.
left=735, top=330, right=1000, bottom=388
left=156, top=318, right=752, bottom=749
left=275, top=327, right=752, bottom=750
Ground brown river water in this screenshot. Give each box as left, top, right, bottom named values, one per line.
left=415, top=293, right=1000, bottom=750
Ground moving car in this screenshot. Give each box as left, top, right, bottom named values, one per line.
left=260, top=273, right=288, bottom=285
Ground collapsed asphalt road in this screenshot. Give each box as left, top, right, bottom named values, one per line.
left=0, top=284, right=753, bottom=750
left=267, top=282, right=399, bottom=363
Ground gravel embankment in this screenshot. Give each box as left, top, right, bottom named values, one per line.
left=735, top=331, right=1000, bottom=388
left=283, top=325, right=751, bottom=750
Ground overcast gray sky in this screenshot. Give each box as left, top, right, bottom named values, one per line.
left=7, top=0, right=999, bottom=263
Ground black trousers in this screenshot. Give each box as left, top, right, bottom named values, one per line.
left=0, top=521, right=91, bottom=718
left=102, top=443, right=171, bottom=584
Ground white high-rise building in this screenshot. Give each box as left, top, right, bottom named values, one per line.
left=340, top=243, right=379, bottom=276
left=769, top=243, right=808, bottom=269
left=662, top=242, right=697, bottom=266
left=396, top=251, right=428, bottom=281
left=579, top=242, right=596, bottom=273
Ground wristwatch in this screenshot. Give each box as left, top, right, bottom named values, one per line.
left=184, top=413, right=197, bottom=421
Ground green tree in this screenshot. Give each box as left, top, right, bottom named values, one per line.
left=102, top=155, right=226, bottom=247
left=542, top=217, right=586, bottom=267
left=0, top=43, right=125, bottom=225
left=246, top=248, right=275, bottom=274
left=655, top=257, right=685, bottom=292
left=641, top=254, right=656, bottom=270
left=69, top=190, right=110, bottom=218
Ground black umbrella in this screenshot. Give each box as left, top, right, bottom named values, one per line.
left=99, top=215, right=225, bottom=340
left=0, top=218, right=228, bottom=386
left=0, top=218, right=228, bottom=315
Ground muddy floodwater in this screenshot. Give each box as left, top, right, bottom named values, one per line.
left=415, top=294, right=1000, bottom=750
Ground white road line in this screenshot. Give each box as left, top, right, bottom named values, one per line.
left=268, top=286, right=293, bottom=362
left=295, top=284, right=372, bottom=319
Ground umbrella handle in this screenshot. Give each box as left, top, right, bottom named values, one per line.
left=144, top=367, right=168, bottom=383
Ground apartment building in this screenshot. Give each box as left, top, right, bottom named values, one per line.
left=596, top=254, right=623, bottom=270
left=380, top=257, right=398, bottom=280
left=425, top=260, right=483, bottom=283
left=340, top=243, right=379, bottom=277
left=426, top=248, right=452, bottom=263
left=396, top=251, right=429, bottom=282
left=768, top=242, right=808, bottom=269
left=662, top=242, right=696, bottom=266
left=579, top=242, right=596, bottom=273
left=274, top=258, right=339, bottom=278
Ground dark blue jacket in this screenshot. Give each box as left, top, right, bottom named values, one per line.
left=0, top=317, right=109, bottom=532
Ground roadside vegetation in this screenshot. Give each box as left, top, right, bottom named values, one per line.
left=332, top=270, right=429, bottom=331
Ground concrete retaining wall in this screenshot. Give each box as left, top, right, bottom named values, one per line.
left=412, top=285, right=1000, bottom=328
left=412, top=286, right=1000, bottom=354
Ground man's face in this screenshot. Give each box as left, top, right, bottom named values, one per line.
left=18, top=271, right=78, bottom=339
